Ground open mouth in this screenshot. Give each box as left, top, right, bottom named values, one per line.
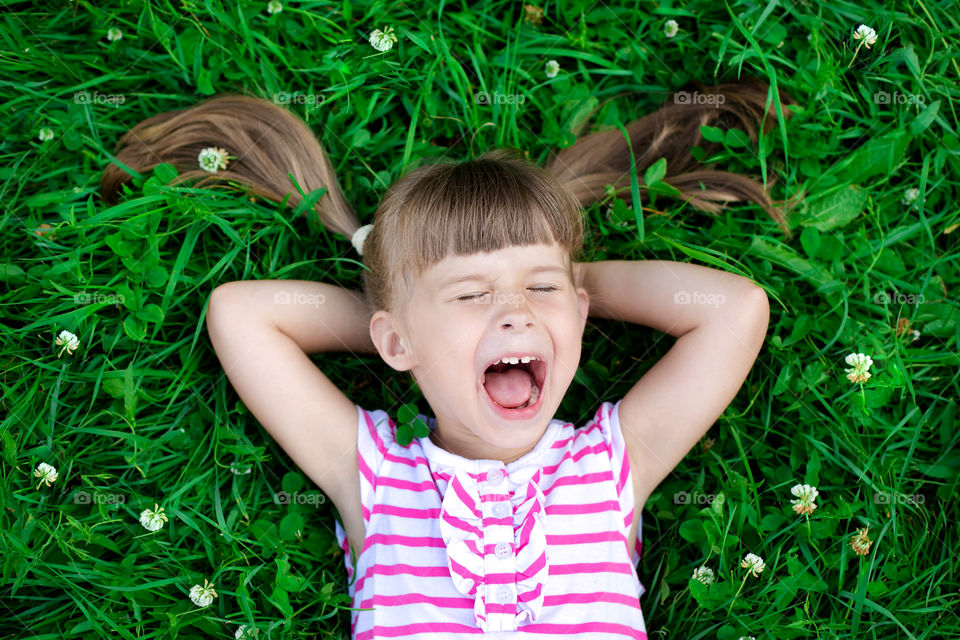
left=481, top=356, right=547, bottom=411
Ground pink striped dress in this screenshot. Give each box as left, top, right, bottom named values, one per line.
left=334, top=400, right=648, bottom=639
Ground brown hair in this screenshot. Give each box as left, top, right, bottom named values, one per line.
left=101, top=78, right=800, bottom=315
left=100, top=94, right=357, bottom=237
left=359, top=149, right=584, bottom=319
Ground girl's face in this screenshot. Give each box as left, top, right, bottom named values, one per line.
left=370, top=241, right=589, bottom=463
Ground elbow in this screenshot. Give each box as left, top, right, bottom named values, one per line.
left=748, top=284, right=770, bottom=315
left=743, top=285, right=771, bottom=340
left=206, top=283, right=237, bottom=328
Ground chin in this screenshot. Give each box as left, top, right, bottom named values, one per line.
left=483, top=407, right=553, bottom=450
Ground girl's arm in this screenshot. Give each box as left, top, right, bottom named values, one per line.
left=211, top=280, right=375, bottom=355
left=573, top=260, right=770, bottom=506
left=205, top=280, right=375, bottom=516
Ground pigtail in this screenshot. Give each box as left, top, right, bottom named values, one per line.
left=100, top=94, right=360, bottom=239
left=545, top=78, right=801, bottom=240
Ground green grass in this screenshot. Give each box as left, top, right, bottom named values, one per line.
left=2, top=0, right=958, bottom=638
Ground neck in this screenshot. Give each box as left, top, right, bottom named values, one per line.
left=428, top=426, right=535, bottom=464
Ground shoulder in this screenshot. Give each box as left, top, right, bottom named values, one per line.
left=356, top=406, right=398, bottom=449
left=544, top=401, right=624, bottom=473
left=566, top=400, right=640, bottom=497
left=569, top=401, right=622, bottom=452
left=353, top=406, right=410, bottom=484
left=354, top=405, right=429, bottom=469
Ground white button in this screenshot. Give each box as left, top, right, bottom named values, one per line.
left=495, top=542, right=511, bottom=558
left=487, top=468, right=504, bottom=484
left=496, top=586, right=512, bottom=602
left=493, top=503, right=510, bottom=517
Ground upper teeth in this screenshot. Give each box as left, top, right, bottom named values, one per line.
left=497, top=356, right=538, bottom=365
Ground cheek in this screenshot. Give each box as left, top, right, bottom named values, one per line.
left=559, top=302, right=586, bottom=331
left=417, top=312, right=478, bottom=360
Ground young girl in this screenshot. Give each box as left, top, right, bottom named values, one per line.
left=102, top=79, right=793, bottom=638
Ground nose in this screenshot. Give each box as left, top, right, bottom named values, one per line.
left=495, top=293, right=535, bottom=330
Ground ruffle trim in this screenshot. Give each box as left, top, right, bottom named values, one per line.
left=438, top=467, right=549, bottom=632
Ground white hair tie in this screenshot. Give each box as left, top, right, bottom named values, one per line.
left=351, top=224, right=374, bottom=256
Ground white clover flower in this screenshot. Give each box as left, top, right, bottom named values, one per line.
left=38, top=127, right=54, bottom=142
left=691, top=565, right=715, bottom=585
left=545, top=60, right=560, bottom=78
left=790, top=483, right=820, bottom=516
left=189, top=579, right=217, bottom=607
left=740, top=553, right=765, bottom=578
left=139, top=503, right=169, bottom=531
left=236, top=625, right=259, bottom=639
left=55, top=330, right=80, bottom=357
left=107, top=27, right=123, bottom=42
left=844, top=352, right=874, bottom=384
left=198, top=147, right=229, bottom=173
left=369, top=26, right=398, bottom=52
left=901, top=187, right=920, bottom=207
left=910, top=329, right=920, bottom=343
left=664, top=20, right=679, bottom=38
left=852, top=24, right=878, bottom=49
left=34, top=462, right=58, bottom=488
left=266, top=0, right=282, bottom=14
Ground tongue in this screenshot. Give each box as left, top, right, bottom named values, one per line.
left=484, top=367, right=533, bottom=408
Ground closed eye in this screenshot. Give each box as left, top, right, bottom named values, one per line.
left=456, top=287, right=557, bottom=302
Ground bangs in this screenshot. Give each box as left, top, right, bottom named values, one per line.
left=362, top=149, right=585, bottom=314
left=398, top=150, right=584, bottom=279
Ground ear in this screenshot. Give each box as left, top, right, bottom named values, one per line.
left=370, top=309, right=416, bottom=372
left=575, top=286, right=589, bottom=331
left=572, top=261, right=585, bottom=289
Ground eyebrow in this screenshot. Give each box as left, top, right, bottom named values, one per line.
left=439, top=265, right=569, bottom=290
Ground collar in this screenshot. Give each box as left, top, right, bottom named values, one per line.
left=417, top=413, right=564, bottom=477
